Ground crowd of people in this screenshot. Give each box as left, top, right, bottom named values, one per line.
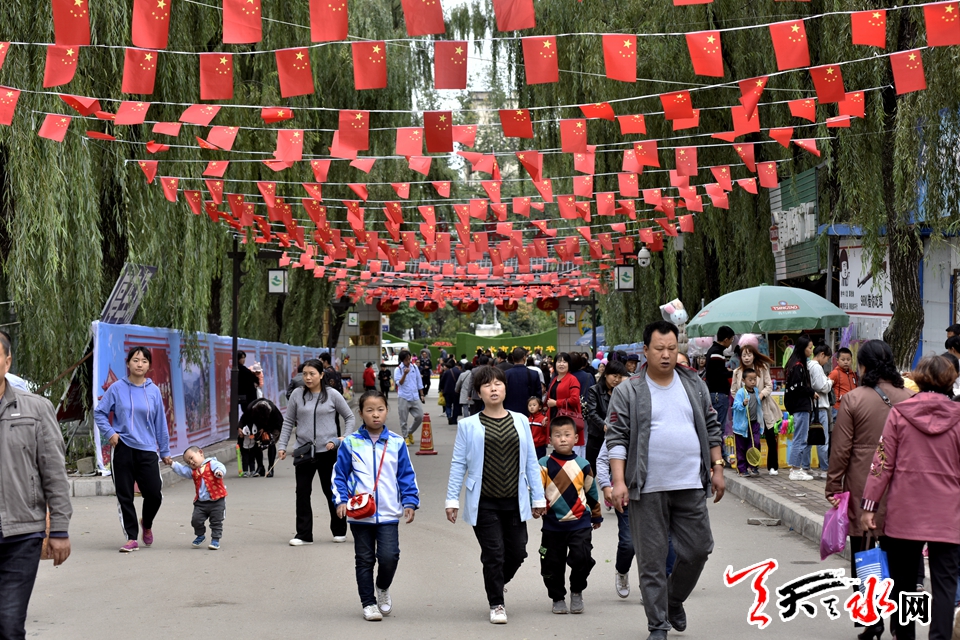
left=10, top=321, right=960, bottom=640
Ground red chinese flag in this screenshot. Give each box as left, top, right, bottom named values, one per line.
left=423, top=111, right=453, bottom=152
left=634, top=141, right=659, bottom=168
left=580, top=103, right=615, bottom=121
left=139, top=160, right=158, bottom=184
left=121, top=48, right=158, bottom=94
left=516, top=151, right=542, bottom=182
left=401, top=0, right=445, bottom=36
left=0, top=43, right=8, bottom=71
left=603, top=35, right=637, bottom=83
left=0, top=88, right=20, bottom=126
left=184, top=191, right=202, bottom=214
left=276, top=48, right=314, bottom=97
left=181, top=104, right=219, bottom=126
left=890, top=50, right=926, bottom=94
left=685, top=31, right=723, bottom=77
left=838, top=92, right=866, bottom=118
left=223, top=0, right=261, bottom=44
left=492, top=0, right=535, bottom=31
left=114, top=101, right=150, bottom=125
left=453, top=124, right=476, bottom=146
left=406, top=156, right=430, bottom=175
left=352, top=41, right=388, bottom=90
left=675, top=147, right=697, bottom=177
left=574, top=146, right=596, bottom=174
left=275, top=130, right=304, bottom=162
left=622, top=149, right=641, bottom=173
left=739, top=77, right=767, bottom=120
left=392, top=183, right=410, bottom=199
left=262, top=107, right=294, bottom=124
left=925, top=3, right=960, bottom=46
left=758, top=162, right=779, bottom=189
left=672, top=110, right=700, bottom=132
left=339, top=110, right=370, bottom=151
left=161, top=177, right=178, bottom=202
left=711, top=166, right=732, bottom=191
left=678, top=215, right=695, bottom=233
left=851, top=10, right=886, bottom=48
left=44, top=45, right=80, bottom=88
left=617, top=114, right=646, bottom=135
left=731, top=105, right=760, bottom=136
left=769, top=127, right=793, bottom=148
left=826, top=115, right=851, bottom=129
left=560, top=119, right=588, bottom=153
left=435, top=41, right=468, bottom=90
left=499, top=109, right=533, bottom=138
left=522, top=36, right=558, bottom=85
left=794, top=139, right=820, bottom=157
left=309, top=0, right=347, bottom=42
left=660, top=91, right=694, bottom=121
left=200, top=53, right=233, bottom=100
left=351, top=158, right=376, bottom=174
left=769, top=20, right=810, bottom=71
left=534, top=179, right=553, bottom=203
left=734, top=143, right=756, bottom=172
left=809, top=65, right=845, bottom=104
left=737, top=178, right=757, bottom=195
left=38, top=113, right=71, bottom=142
left=573, top=175, right=593, bottom=198
left=395, top=127, right=422, bottom=156
left=132, top=0, right=172, bottom=49
left=203, top=161, right=228, bottom=178
left=52, top=0, right=90, bottom=45
left=431, top=181, right=450, bottom=198
left=789, top=98, right=817, bottom=122
left=618, top=173, right=639, bottom=198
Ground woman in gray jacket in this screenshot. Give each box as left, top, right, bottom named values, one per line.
left=278, top=359, right=355, bottom=546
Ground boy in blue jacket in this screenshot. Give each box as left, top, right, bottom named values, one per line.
left=732, top=368, right=763, bottom=477
left=333, top=391, right=419, bottom=622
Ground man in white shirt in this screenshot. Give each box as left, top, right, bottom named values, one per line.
left=807, top=345, right=833, bottom=478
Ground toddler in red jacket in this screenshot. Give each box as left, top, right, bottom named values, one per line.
left=528, top=396, right=549, bottom=459
left=171, top=446, right=228, bottom=550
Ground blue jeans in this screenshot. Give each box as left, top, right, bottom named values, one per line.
left=0, top=537, right=42, bottom=640
left=710, top=393, right=730, bottom=430
left=788, top=410, right=829, bottom=471
left=614, top=508, right=676, bottom=577
left=351, top=523, right=400, bottom=608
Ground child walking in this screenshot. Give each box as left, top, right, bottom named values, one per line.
left=528, top=396, right=548, bottom=459
left=539, top=416, right=602, bottom=614
left=333, top=390, right=420, bottom=622
left=237, top=422, right=258, bottom=477
left=171, top=446, right=227, bottom=550
left=378, top=364, right=392, bottom=398
left=732, top=368, right=764, bottom=478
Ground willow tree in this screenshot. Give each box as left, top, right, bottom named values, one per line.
left=0, top=0, right=425, bottom=393
left=452, top=0, right=955, bottom=364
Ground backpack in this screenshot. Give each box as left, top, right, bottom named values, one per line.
left=325, top=366, right=344, bottom=394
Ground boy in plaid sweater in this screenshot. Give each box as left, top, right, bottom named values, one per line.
left=539, top=415, right=602, bottom=615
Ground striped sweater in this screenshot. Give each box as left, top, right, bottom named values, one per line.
left=539, top=452, right=602, bottom=531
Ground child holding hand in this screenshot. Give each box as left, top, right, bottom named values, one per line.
left=732, top=368, right=763, bottom=478
left=333, top=390, right=420, bottom=622
left=171, top=446, right=227, bottom=550
left=528, top=396, right=549, bottom=459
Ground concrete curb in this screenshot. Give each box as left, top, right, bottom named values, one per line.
left=69, top=439, right=238, bottom=498
left=723, top=468, right=850, bottom=560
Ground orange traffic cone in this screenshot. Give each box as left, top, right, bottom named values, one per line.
left=416, top=413, right=438, bottom=456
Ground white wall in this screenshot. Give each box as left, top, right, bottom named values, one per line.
left=920, top=238, right=957, bottom=360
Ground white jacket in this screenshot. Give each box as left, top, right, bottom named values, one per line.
left=808, top=360, right=833, bottom=409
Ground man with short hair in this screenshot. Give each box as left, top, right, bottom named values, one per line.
left=606, top=320, right=724, bottom=640
left=504, top=348, right=540, bottom=416
left=705, top=326, right=735, bottom=439
left=625, top=354, right=640, bottom=375
left=394, top=351, right=424, bottom=445
left=947, top=324, right=960, bottom=339
left=496, top=350, right=512, bottom=372
left=0, top=333, right=73, bottom=639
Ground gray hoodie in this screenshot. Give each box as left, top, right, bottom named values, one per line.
left=278, top=386, right=355, bottom=452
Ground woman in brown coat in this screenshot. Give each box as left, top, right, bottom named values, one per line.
left=825, top=340, right=913, bottom=640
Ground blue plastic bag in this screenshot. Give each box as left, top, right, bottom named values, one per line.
left=820, top=491, right=849, bottom=561
left=855, top=536, right=890, bottom=593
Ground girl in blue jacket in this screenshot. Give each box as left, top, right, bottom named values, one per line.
left=93, top=346, right=171, bottom=553
left=333, top=390, right=419, bottom=622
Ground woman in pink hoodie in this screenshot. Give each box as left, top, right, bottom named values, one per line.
left=861, top=355, right=960, bottom=640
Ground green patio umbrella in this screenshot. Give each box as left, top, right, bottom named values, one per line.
left=685, top=285, right=849, bottom=338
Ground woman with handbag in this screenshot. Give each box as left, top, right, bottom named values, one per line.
left=731, top=340, right=782, bottom=475
left=784, top=335, right=818, bottom=481
left=277, top=358, right=355, bottom=546
left=547, top=353, right=583, bottom=457
left=445, top=365, right=547, bottom=625
left=861, top=355, right=960, bottom=640
left=333, top=390, right=419, bottom=622
left=584, top=360, right=628, bottom=470
left=825, top=340, right=913, bottom=640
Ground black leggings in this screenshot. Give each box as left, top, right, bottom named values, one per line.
left=111, top=441, right=163, bottom=541
left=764, top=427, right=779, bottom=470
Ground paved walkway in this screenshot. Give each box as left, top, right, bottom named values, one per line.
left=29, top=390, right=869, bottom=639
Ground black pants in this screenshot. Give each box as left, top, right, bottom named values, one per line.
left=262, top=443, right=276, bottom=475
left=241, top=446, right=257, bottom=475
left=585, top=434, right=603, bottom=471
left=885, top=536, right=960, bottom=640
left=763, top=427, right=779, bottom=470
left=472, top=507, right=528, bottom=607
left=192, top=498, right=226, bottom=539
left=0, top=537, right=41, bottom=640
left=294, top=448, right=346, bottom=541
left=380, top=384, right=390, bottom=399
left=540, top=528, right=596, bottom=601
left=111, top=441, right=163, bottom=541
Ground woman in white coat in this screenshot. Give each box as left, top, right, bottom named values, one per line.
left=445, top=365, right=546, bottom=625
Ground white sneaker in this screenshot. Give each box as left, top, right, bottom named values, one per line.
left=615, top=572, right=630, bottom=598
left=289, top=538, right=313, bottom=546
left=820, top=472, right=829, bottom=479
left=490, top=605, right=507, bottom=624
left=333, top=536, right=347, bottom=543
left=362, top=604, right=383, bottom=621
left=789, top=469, right=814, bottom=481
left=376, top=588, right=392, bottom=616
left=768, top=469, right=779, bottom=476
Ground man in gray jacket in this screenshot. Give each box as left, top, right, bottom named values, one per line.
left=606, top=320, right=724, bottom=640
left=0, top=333, right=72, bottom=639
